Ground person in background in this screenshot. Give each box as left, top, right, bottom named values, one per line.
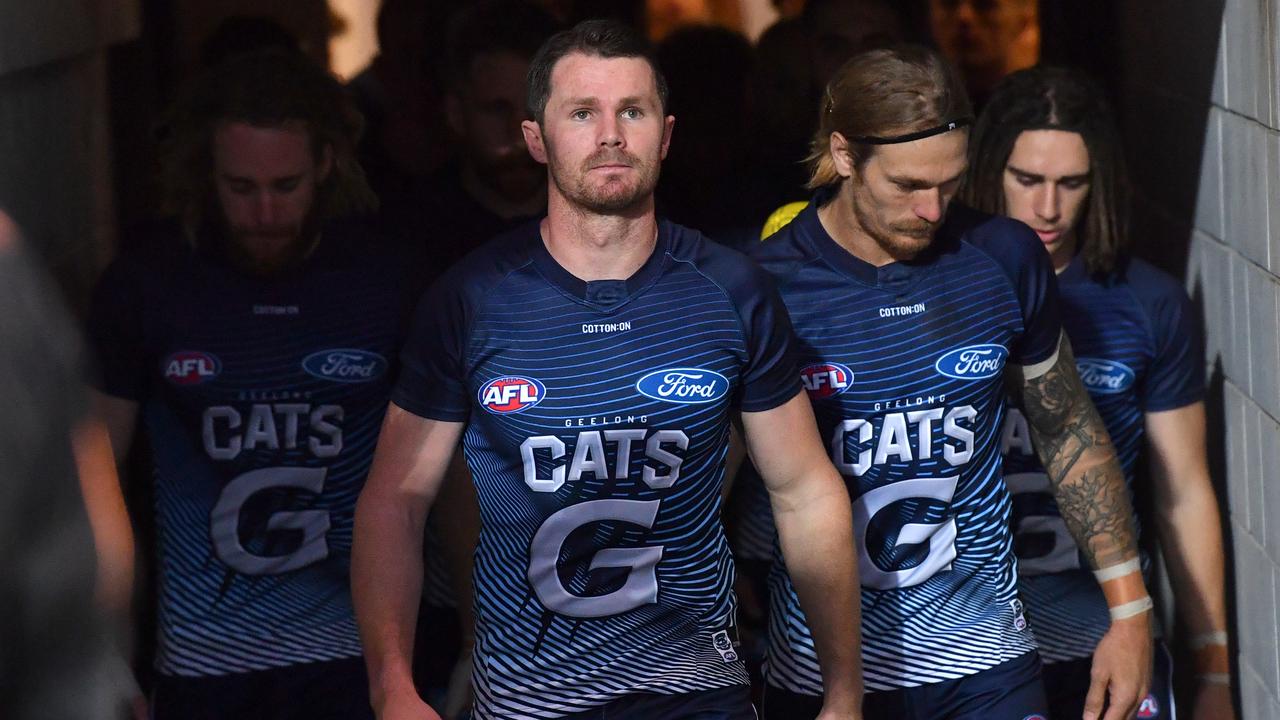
left=86, top=49, right=414, bottom=719
left=929, top=0, right=1038, bottom=108
left=962, top=65, right=1236, bottom=720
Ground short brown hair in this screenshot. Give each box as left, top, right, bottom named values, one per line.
left=961, top=66, right=1129, bottom=276
left=526, top=19, right=668, bottom=125
left=158, top=49, right=376, bottom=240
left=806, top=45, right=971, bottom=189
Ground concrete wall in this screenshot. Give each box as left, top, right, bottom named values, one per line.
left=1120, top=1, right=1278, bottom=717
left=0, top=0, right=140, bottom=308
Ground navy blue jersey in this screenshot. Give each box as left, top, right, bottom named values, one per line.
left=749, top=198, right=1062, bottom=693
left=1001, top=256, right=1204, bottom=662
left=87, top=225, right=415, bottom=677
left=393, top=219, right=799, bottom=719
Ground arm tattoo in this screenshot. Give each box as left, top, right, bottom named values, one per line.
left=1018, top=337, right=1139, bottom=569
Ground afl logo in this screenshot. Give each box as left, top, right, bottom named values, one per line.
left=800, top=362, right=853, bottom=400
left=1076, top=358, right=1136, bottom=394
left=935, top=344, right=1008, bottom=380
left=479, top=376, right=546, bottom=414
left=162, top=351, right=220, bottom=385
left=1137, top=694, right=1160, bottom=718
left=636, top=367, right=729, bottom=404
left=302, top=349, right=387, bottom=383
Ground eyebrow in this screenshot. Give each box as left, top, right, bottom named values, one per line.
left=1006, top=164, right=1091, bottom=182
left=561, top=96, right=650, bottom=109
left=886, top=168, right=966, bottom=189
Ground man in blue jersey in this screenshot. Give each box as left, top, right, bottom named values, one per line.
left=353, top=19, right=864, bottom=720
left=750, top=47, right=1152, bottom=720
left=87, top=50, right=411, bottom=719
left=962, top=66, right=1235, bottom=720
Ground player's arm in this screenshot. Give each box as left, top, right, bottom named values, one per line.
left=429, top=450, right=479, bottom=719
left=1145, top=402, right=1236, bottom=718
left=1015, top=335, right=1151, bottom=720
left=84, top=390, right=141, bottom=618
left=353, top=403, right=464, bottom=719
left=741, top=390, right=862, bottom=719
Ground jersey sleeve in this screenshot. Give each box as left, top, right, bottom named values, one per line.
left=735, top=265, right=801, bottom=412
left=977, top=219, right=1064, bottom=372
left=391, top=279, right=473, bottom=422
left=85, top=258, right=149, bottom=401
left=1139, top=282, right=1205, bottom=412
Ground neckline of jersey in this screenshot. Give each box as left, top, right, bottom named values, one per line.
left=528, top=219, right=673, bottom=312
left=1057, top=253, right=1090, bottom=285
left=798, top=196, right=945, bottom=294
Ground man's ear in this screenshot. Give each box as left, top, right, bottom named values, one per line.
left=829, top=132, right=857, bottom=180
left=659, top=114, right=675, bottom=160
left=522, top=120, right=548, bottom=164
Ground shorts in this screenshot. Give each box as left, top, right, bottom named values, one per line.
left=150, top=656, right=372, bottom=720
left=560, top=684, right=757, bottom=720
left=762, top=651, right=1049, bottom=720
left=1042, top=639, right=1176, bottom=719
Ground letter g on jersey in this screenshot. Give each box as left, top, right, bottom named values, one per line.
left=935, top=344, right=1008, bottom=380
left=528, top=499, right=664, bottom=618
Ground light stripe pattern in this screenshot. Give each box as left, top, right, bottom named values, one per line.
left=750, top=202, right=1060, bottom=693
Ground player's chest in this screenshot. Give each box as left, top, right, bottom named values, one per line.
left=1059, top=294, right=1150, bottom=413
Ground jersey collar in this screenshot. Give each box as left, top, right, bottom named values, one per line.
left=529, top=218, right=672, bottom=312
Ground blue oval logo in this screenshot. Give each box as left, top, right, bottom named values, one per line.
left=636, top=367, right=730, bottom=404
left=302, top=349, right=387, bottom=383
left=1075, top=358, right=1136, bottom=395
left=935, top=344, right=1009, bottom=380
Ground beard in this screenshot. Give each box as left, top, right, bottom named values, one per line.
left=851, top=188, right=939, bottom=262
left=219, top=206, right=323, bottom=276
left=547, top=143, right=660, bottom=214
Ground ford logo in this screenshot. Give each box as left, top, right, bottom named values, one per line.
left=935, top=344, right=1008, bottom=380
left=1076, top=358, right=1136, bottom=394
left=302, top=349, right=387, bottom=383
left=636, top=367, right=730, bottom=404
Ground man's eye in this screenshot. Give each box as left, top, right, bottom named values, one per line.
left=1061, top=178, right=1089, bottom=190
left=621, top=108, right=642, bottom=120
left=275, top=179, right=301, bottom=193
left=1016, top=174, right=1039, bottom=187
left=229, top=182, right=254, bottom=194
left=572, top=110, right=591, bottom=120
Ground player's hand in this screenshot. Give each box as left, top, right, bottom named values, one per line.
left=1190, top=681, right=1236, bottom=720
left=374, top=687, right=443, bottom=720
left=1084, top=613, right=1152, bottom=720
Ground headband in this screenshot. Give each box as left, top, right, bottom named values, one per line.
left=850, top=118, right=973, bottom=145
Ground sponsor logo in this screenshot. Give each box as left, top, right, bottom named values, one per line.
left=302, top=349, right=387, bottom=383
left=711, top=630, right=738, bottom=663
left=635, top=368, right=729, bottom=404
left=163, top=351, right=221, bottom=385
left=1010, top=598, right=1028, bottom=632
left=1137, top=695, right=1160, bottom=718
left=935, top=344, right=1008, bottom=380
left=1076, top=357, right=1137, bottom=394
left=479, top=376, right=546, bottom=414
left=801, top=362, right=853, bottom=400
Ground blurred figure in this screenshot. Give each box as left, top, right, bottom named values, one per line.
left=382, top=0, right=559, bottom=272
left=0, top=211, right=131, bottom=720
left=198, top=15, right=299, bottom=68
left=647, top=0, right=713, bottom=40
left=929, top=0, right=1039, bottom=107
left=803, top=0, right=903, bottom=88
left=86, top=50, right=413, bottom=720
left=963, top=65, right=1235, bottom=720
left=655, top=24, right=766, bottom=243
left=348, top=0, right=465, bottom=202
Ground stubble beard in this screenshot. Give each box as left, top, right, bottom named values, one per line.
left=547, top=141, right=660, bottom=215
left=851, top=185, right=937, bottom=262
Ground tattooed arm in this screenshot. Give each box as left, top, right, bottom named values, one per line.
left=1015, top=334, right=1152, bottom=720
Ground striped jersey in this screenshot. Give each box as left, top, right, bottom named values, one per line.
left=1002, top=255, right=1203, bottom=661
left=749, top=198, right=1062, bottom=693
left=87, top=224, right=413, bottom=676
left=392, top=219, right=800, bottom=719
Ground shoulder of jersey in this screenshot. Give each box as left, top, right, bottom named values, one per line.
left=431, top=219, right=542, bottom=291
left=1119, top=256, right=1189, bottom=299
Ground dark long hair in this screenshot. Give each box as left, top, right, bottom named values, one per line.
left=961, top=66, right=1129, bottom=276
left=157, top=49, right=376, bottom=242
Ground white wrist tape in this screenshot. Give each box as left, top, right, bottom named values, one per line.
left=1093, top=557, right=1142, bottom=584
left=1191, top=631, right=1229, bottom=649
left=1109, top=595, right=1153, bottom=621
left=1196, top=673, right=1231, bottom=686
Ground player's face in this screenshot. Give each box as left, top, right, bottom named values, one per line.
left=213, top=121, right=329, bottom=271
left=847, top=130, right=968, bottom=261
left=929, top=0, right=1033, bottom=72
left=523, top=53, right=674, bottom=215
left=451, top=51, right=544, bottom=202
left=1001, top=129, right=1091, bottom=269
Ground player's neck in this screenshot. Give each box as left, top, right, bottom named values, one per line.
left=541, top=191, right=658, bottom=282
